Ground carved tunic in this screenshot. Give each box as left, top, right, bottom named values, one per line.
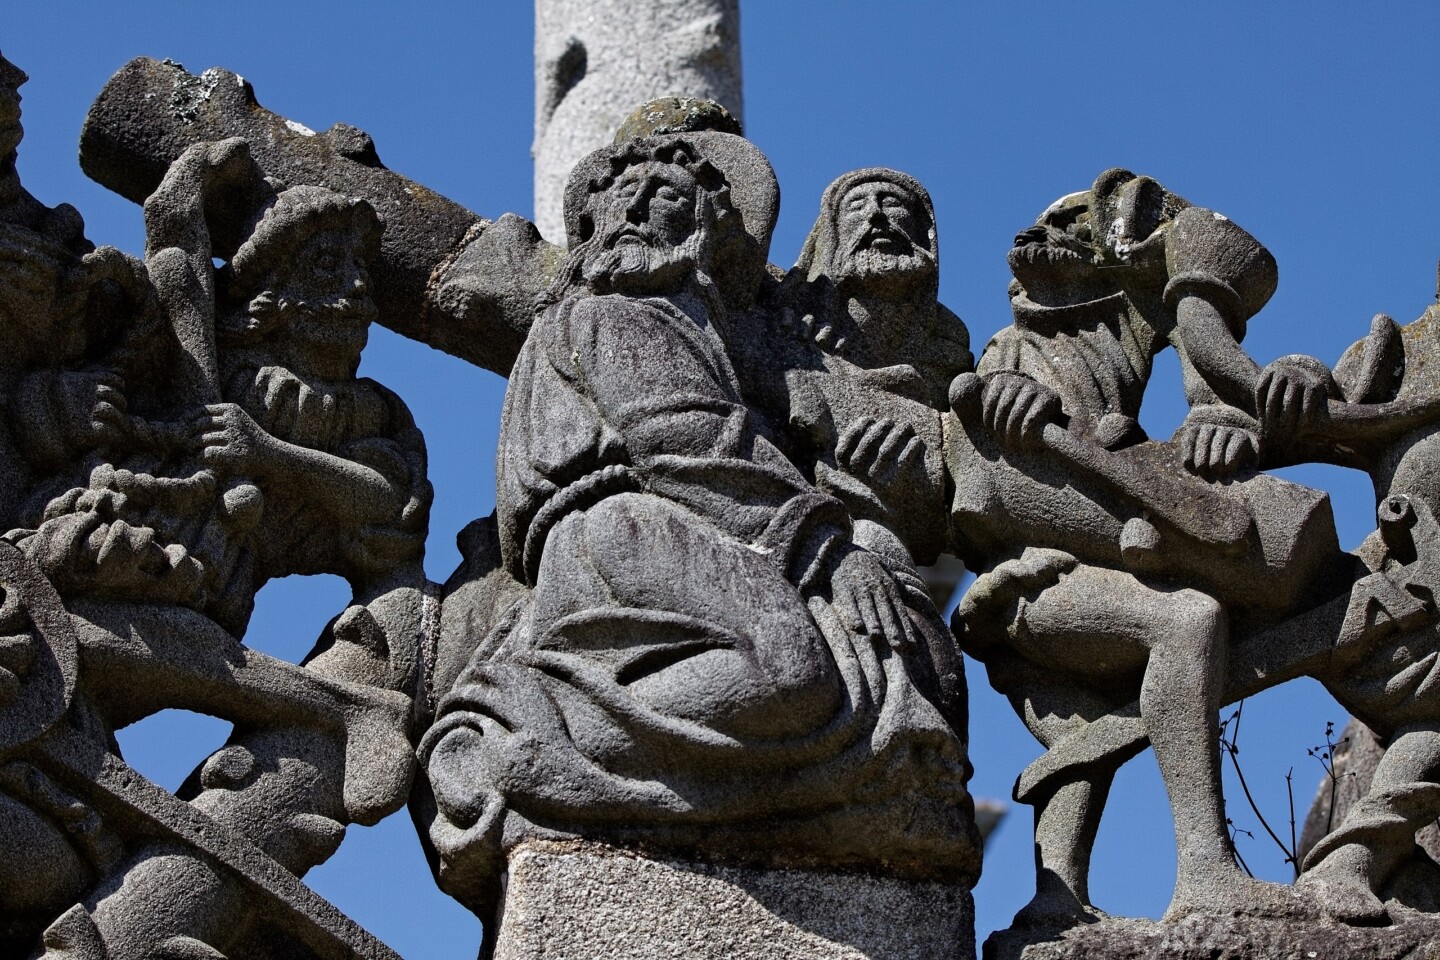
left=424, top=290, right=980, bottom=897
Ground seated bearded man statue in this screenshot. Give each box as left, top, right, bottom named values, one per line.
left=420, top=130, right=981, bottom=933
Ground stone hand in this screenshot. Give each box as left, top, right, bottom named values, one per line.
left=1255, top=360, right=1326, bottom=439
left=56, top=369, right=129, bottom=448
left=835, top=416, right=924, bottom=489
left=953, top=548, right=1077, bottom=654
left=981, top=372, right=1063, bottom=449
left=1178, top=422, right=1257, bottom=480
left=193, top=402, right=273, bottom=474
left=827, top=547, right=918, bottom=650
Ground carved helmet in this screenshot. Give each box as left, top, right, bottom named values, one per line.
left=228, top=185, right=381, bottom=297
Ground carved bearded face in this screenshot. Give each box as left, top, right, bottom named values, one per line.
left=582, top=160, right=703, bottom=296
left=251, top=225, right=377, bottom=365
left=1008, top=170, right=1180, bottom=310
left=831, top=179, right=935, bottom=289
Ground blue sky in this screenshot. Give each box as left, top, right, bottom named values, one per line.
left=7, top=3, right=1440, bottom=955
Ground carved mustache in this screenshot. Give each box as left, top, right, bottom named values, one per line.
left=849, top=225, right=915, bottom=255
left=604, top=224, right=659, bottom=249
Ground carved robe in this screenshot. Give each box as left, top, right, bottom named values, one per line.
left=423, top=291, right=980, bottom=911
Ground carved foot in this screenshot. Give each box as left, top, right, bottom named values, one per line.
left=1296, top=868, right=1391, bottom=926
left=1010, top=891, right=1108, bottom=932
left=1164, top=874, right=1317, bottom=923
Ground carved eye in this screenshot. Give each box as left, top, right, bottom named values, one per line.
left=881, top=195, right=905, bottom=210
left=655, top=186, right=681, bottom=203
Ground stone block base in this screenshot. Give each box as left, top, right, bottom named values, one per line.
left=492, top=841, right=975, bottom=960
left=987, top=911, right=1440, bottom=960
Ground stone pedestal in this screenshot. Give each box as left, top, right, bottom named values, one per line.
left=492, top=841, right=975, bottom=960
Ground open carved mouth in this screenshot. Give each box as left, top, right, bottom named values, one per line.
left=857, top=229, right=911, bottom=255
left=1008, top=224, right=1094, bottom=270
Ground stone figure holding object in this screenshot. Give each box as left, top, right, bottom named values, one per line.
left=728, top=167, right=973, bottom=742
left=949, top=169, right=1346, bottom=928
left=0, top=91, right=431, bottom=952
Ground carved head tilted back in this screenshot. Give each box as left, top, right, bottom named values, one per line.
left=1008, top=168, right=1190, bottom=315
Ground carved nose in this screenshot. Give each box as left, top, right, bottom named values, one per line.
left=1015, top=225, right=1049, bottom=246
left=624, top=192, right=647, bottom=223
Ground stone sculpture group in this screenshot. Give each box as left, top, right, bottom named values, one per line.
left=5, top=49, right=1440, bottom=960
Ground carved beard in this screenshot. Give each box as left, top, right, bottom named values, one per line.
left=242, top=291, right=378, bottom=356
left=833, top=242, right=936, bottom=294
left=582, top=234, right=701, bottom=297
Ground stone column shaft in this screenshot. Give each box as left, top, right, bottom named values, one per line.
left=533, top=0, right=743, bottom=242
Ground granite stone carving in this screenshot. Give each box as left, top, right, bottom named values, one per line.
left=419, top=131, right=980, bottom=951
left=7, top=32, right=1440, bottom=960
left=0, top=53, right=424, bottom=959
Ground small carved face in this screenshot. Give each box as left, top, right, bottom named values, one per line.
left=261, top=225, right=376, bottom=358
left=600, top=161, right=698, bottom=252
left=1007, top=191, right=1098, bottom=292
left=1008, top=171, right=1176, bottom=309
left=829, top=179, right=934, bottom=289
left=582, top=160, right=704, bottom=295
left=839, top=180, right=921, bottom=260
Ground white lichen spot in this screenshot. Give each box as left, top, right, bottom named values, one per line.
left=1107, top=218, right=1133, bottom=260
left=1043, top=191, right=1087, bottom=216
left=235, top=74, right=246, bottom=87
left=1212, top=211, right=1229, bottom=222
left=284, top=119, right=317, bottom=138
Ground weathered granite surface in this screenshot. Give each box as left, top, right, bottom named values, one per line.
left=495, top=841, right=975, bottom=960
left=987, top=911, right=1440, bottom=960
left=9, top=18, right=1440, bottom=960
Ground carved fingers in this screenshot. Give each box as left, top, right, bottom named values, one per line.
left=54, top=369, right=129, bottom=449
left=981, top=373, right=1062, bottom=449
left=1255, top=360, right=1326, bottom=439
left=1179, top=422, right=1258, bottom=480
left=829, top=548, right=918, bottom=651
left=836, top=416, right=924, bottom=486
left=192, top=402, right=271, bottom=474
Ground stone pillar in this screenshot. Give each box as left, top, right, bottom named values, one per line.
left=533, top=0, right=743, bottom=242
left=493, top=841, right=976, bottom=960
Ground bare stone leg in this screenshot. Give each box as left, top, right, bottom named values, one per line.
left=1009, top=566, right=1249, bottom=916
left=1019, top=772, right=1116, bottom=925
